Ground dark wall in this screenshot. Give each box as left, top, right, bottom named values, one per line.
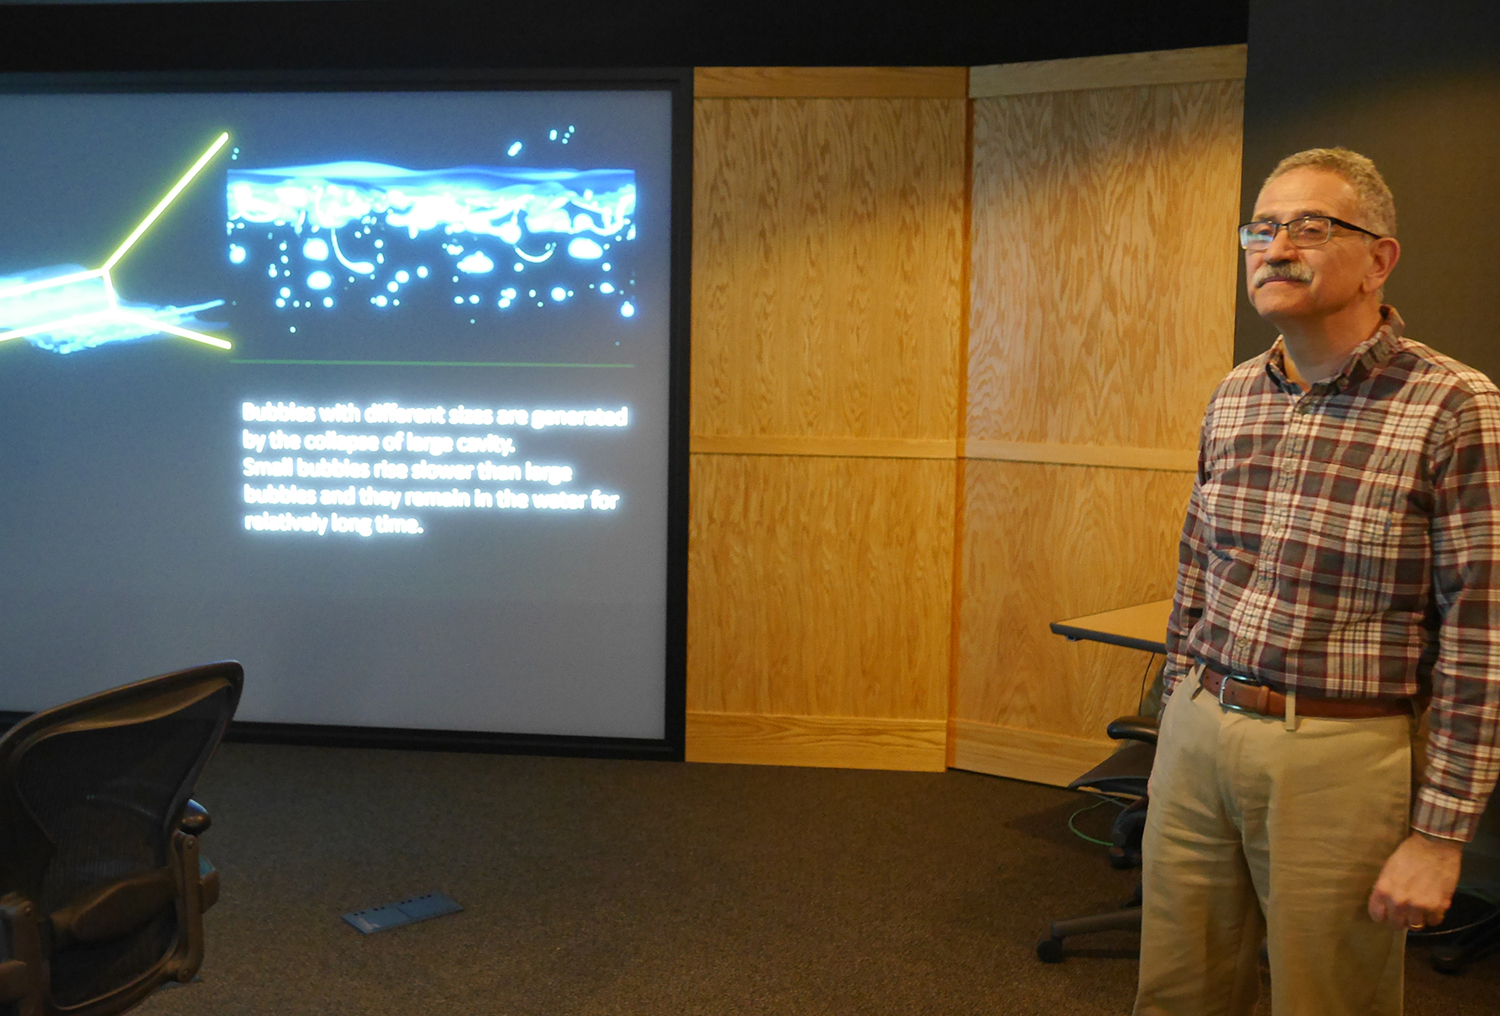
left=1237, top=0, right=1500, bottom=375
left=0, top=0, right=1246, bottom=73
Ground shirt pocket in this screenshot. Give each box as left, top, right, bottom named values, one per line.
left=1272, top=501, right=1393, bottom=628
left=1292, top=448, right=1423, bottom=620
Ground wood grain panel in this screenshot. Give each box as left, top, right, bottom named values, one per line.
left=687, top=454, right=955, bottom=720
left=951, top=719, right=1117, bottom=787
left=692, top=97, right=966, bottom=442
left=969, top=45, right=1247, bottom=98
left=692, top=435, right=957, bottom=459
left=696, top=66, right=968, bottom=99
left=686, top=711, right=947, bottom=771
left=964, top=439, right=1196, bottom=472
left=967, top=80, right=1243, bottom=450
left=955, top=460, right=1192, bottom=741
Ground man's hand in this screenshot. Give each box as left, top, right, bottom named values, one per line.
left=1367, top=832, right=1464, bottom=929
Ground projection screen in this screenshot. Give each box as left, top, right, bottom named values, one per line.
left=0, top=76, right=690, bottom=755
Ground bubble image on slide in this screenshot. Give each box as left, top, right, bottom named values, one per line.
left=226, top=154, right=639, bottom=332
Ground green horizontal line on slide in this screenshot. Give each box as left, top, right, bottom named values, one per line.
left=230, top=359, right=634, bottom=368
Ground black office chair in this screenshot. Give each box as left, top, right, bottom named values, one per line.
left=1410, top=892, right=1500, bottom=973
left=1036, top=712, right=1157, bottom=963
left=0, top=661, right=242, bottom=1016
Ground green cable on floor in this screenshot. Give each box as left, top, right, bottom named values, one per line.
left=1067, top=796, right=1126, bottom=847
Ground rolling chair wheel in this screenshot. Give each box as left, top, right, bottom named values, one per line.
left=1036, top=937, right=1065, bottom=964
left=1430, top=944, right=1466, bottom=975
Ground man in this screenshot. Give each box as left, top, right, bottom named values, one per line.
left=1135, top=148, right=1500, bottom=1016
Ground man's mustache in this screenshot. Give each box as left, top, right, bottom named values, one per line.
left=1253, top=261, right=1314, bottom=287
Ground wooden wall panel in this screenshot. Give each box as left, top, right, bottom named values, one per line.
left=964, top=439, right=1195, bottom=472
left=687, top=453, right=955, bottom=721
left=691, top=435, right=956, bottom=459
left=687, top=87, right=967, bottom=770
left=951, top=719, right=1120, bottom=787
left=967, top=80, right=1243, bottom=451
left=970, top=45, right=1247, bottom=98
left=686, top=712, right=946, bottom=771
left=956, top=460, right=1191, bottom=740
left=954, top=72, right=1242, bottom=785
left=686, top=61, right=1239, bottom=778
left=692, top=97, right=966, bottom=442
left=696, top=66, right=968, bottom=99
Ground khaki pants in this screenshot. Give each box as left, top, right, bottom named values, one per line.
left=1134, top=666, right=1412, bottom=1016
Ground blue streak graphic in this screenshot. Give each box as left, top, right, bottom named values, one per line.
left=0, top=265, right=225, bottom=354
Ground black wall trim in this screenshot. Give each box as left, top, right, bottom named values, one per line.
left=224, top=720, right=682, bottom=760
left=662, top=64, right=692, bottom=763
left=0, top=1, right=1248, bottom=75
left=0, top=709, right=678, bottom=760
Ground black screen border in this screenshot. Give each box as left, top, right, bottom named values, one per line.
left=0, top=67, right=692, bottom=762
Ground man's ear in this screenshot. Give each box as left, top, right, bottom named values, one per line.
left=1364, top=236, right=1401, bottom=294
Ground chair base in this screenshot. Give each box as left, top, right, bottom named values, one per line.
left=1036, top=883, right=1143, bottom=963
left=1409, top=891, right=1500, bottom=974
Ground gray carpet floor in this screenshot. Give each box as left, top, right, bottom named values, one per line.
left=136, top=743, right=1500, bottom=1015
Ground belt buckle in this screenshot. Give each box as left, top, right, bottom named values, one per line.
left=1217, top=672, right=1262, bottom=715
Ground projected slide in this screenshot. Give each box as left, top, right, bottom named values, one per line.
left=0, top=89, right=677, bottom=742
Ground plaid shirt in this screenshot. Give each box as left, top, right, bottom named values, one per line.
left=1164, top=307, right=1500, bottom=842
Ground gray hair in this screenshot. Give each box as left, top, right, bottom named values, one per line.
left=1264, top=147, right=1397, bottom=238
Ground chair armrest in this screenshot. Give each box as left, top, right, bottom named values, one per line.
left=0, top=960, right=31, bottom=1002
left=167, top=831, right=206, bottom=983
left=179, top=799, right=211, bottom=836
left=179, top=800, right=218, bottom=912
left=1106, top=715, right=1159, bottom=745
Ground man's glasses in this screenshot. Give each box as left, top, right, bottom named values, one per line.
left=1238, top=215, right=1385, bottom=251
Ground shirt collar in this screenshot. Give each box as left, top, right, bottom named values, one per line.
left=1264, top=305, right=1405, bottom=393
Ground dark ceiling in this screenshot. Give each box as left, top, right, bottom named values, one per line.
left=0, top=0, right=1248, bottom=74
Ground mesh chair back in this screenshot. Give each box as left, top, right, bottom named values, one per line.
left=0, top=661, right=241, bottom=1011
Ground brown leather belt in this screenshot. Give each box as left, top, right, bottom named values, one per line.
left=1201, top=664, right=1412, bottom=719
